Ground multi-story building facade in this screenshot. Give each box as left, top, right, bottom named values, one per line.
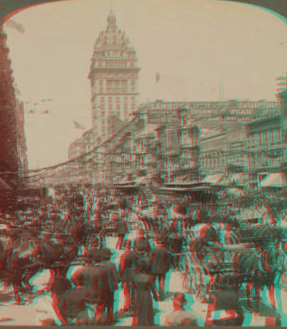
left=200, top=128, right=229, bottom=176
left=179, top=124, right=201, bottom=181
left=59, top=96, right=287, bottom=188
left=88, top=12, right=140, bottom=141
left=246, top=114, right=286, bottom=187
left=14, top=88, right=28, bottom=175
left=0, top=27, right=28, bottom=188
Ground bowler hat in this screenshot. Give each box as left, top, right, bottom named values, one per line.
left=173, top=292, right=187, bottom=305
left=101, top=248, right=112, bottom=259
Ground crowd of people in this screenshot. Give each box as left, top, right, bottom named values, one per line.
left=0, top=184, right=284, bottom=326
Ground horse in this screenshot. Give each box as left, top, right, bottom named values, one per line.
left=235, top=241, right=284, bottom=310
left=1, top=226, right=79, bottom=305
left=4, top=235, right=43, bottom=304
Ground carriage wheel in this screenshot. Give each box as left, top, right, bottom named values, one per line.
left=182, top=272, right=188, bottom=291
left=281, top=272, right=287, bottom=291
left=182, top=272, right=193, bottom=293
left=186, top=273, right=194, bottom=293
left=191, top=269, right=199, bottom=296
left=178, top=254, right=186, bottom=272
left=194, top=267, right=210, bottom=303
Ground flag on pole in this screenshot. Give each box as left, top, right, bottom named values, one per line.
left=156, top=71, right=160, bottom=83
left=74, top=121, right=86, bottom=130
left=42, top=109, right=52, bottom=114
left=5, top=19, right=25, bottom=33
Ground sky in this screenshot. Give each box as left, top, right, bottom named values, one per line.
left=4, top=0, right=287, bottom=170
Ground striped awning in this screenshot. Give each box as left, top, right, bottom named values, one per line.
left=260, top=173, right=286, bottom=187
left=203, top=174, right=225, bottom=185
left=135, top=176, right=147, bottom=186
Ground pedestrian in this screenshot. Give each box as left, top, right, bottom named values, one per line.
left=165, top=292, right=198, bottom=326
left=135, top=230, right=151, bottom=255
left=132, top=259, right=157, bottom=326
left=57, top=277, right=93, bottom=325
left=72, top=251, right=108, bottom=323
left=99, top=248, right=120, bottom=325
left=116, top=216, right=129, bottom=250
left=170, top=223, right=184, bottom=271
left=206, top=282, right=244, bottom=326
left=150, top=239, right=171, bottom=301
left=119, top=240, right=139, bottom=314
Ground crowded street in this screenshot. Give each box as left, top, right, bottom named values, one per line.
left=0, top=185, right=284, bottom=326
left=1, top=0, right=287, bottom=326
left=0, top=235, right=284, bottom=326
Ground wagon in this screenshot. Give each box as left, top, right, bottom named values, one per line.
left=178, top=243, right=259, bottom=303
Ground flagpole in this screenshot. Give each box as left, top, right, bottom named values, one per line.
left=222, top=73, right=224, bottom=102
left=156, top=71, right=160, bottom=100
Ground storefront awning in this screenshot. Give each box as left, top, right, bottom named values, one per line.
left=135, top=176, right=147, bottom=186
left=203, top=174, right=225, bottom=185
left=217, top=174, right=232, bottom=186
left=260, top=173, right=286, bottom=187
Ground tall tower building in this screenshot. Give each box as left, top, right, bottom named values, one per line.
left=88, top=12, right=140, bottom=141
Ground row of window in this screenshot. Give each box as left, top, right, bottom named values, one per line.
left=180, top=132, right=198, bottom=145
left=201, top=156, right=227, bottom=167
left=250, top=153, right=281, bottom=169
left=181, top=151, right=194, bottom=160
left=100, top=96, right=137, bottom=102
left=248, top=128, right=282, bottom=147
left=98, top=79, right=136, bottom=86
left=96, top=60, right=136, bottom=68
left=95, top=51, right=135, bottom=58
left=201, top=139, right=227, bottom=151
left=97, top=103, right=136, bottom=111
left=96, top=86, right=137, bottom=94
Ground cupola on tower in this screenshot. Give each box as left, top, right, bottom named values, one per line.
left=88, top=12, right=141, bottom=141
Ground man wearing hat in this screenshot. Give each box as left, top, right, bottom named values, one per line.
left=165, top=292, right=198, bottom=326
left=119, top=240, right=139, bottom=314
left=151, top=239, right=171, bottom=301
left=116, top=216, right=129, bottom=250
left=57, top=275, right=93, bottom=325
left=99, top=248, right=120, bottom=325
left=206, top=282, right=244, bottom=326
left=72, top=250, right=108, bottom=323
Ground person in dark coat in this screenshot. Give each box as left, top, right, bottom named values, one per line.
left=116, top=217, right=129, bottom=250
left=135, top=232, right=151, bottom=255
left=151, top=239, right=171, bottom=301
left=119, top=240, right=139, bottom=314
left=170, top=221, right=184, bottom=271
left=132, top=260, right=157, bottom=326
left=48, top=274, right=72, bottom=324
left=72, top=251, right=108, bottom=323
left=206, top=283, right=244, bottom=326
left=57, top=279, right=92, bottom=325
left=99, top=248, right=120, bottom=325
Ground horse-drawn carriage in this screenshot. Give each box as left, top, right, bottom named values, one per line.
left=178, top=221, right=287, bottom=307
